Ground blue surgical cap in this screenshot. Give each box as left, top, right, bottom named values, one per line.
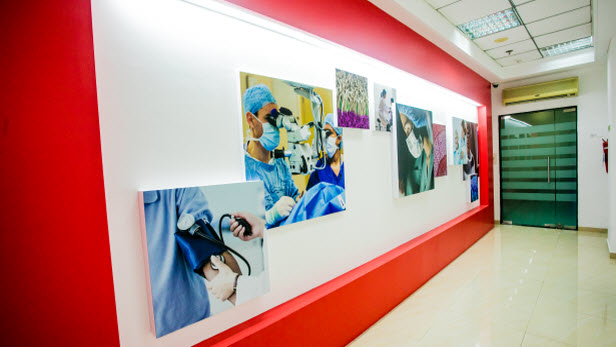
left=324, top=113, right=343, bottom=149
left=398, top=104, right=428, bottom=128
left=242, top=84, right=277, bottom=115
left=324, top=113, right=342, bottom=135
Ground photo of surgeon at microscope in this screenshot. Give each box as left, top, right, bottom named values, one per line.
left=139, top=181, right=270, bottom=338
left=239, top=72, right=346, bottom=229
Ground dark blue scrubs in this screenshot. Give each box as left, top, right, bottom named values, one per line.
left=306, top=158, right=345, bottom=191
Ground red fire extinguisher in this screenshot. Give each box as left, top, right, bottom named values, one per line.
left=601, top=139, right=607, bottom=172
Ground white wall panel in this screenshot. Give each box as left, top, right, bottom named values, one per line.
left=439, top=0, right=510, bottom=25
left=516, top=0, right=590, bottom=24
left=607, top=37, right=616, bottom=252
left=512, top=0, right=533, bottom=4
left=526, top=6, right=591, bottom=37
left=91, top=0, right=482, bottom=346
left=474, top=26, right=531, bottom=51
left=486, top=39, right=536, bottom=59
left=496, top=50, right=542, bottom=66
left=534, top=23, right=592, bottom=48
left=424, top=0, right=459, bottom=9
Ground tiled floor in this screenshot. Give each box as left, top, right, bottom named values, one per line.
left=348, top=225, right=616, bottom=347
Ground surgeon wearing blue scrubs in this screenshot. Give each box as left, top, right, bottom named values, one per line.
left=243, top=84, right=300, bottom=227
left=306, top=113, right=345, bottom=190
left=143, top=187, right=241, bottom=337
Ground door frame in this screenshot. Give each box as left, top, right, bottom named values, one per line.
left=498, top=106, right=579, bottom=229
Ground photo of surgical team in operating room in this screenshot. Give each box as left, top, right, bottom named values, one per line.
left=462, top=121, right=479, bottom=181
left=452, top=117, right=469, bottom=166
left=239, top=72, right=346, bottom=229
left=373, top=83, right=396, bottom=132
left=140, top=181, right=270, bottom=338
left=395, top=103, right=435, bottom=197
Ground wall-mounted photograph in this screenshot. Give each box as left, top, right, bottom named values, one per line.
left=373, top=83, right=396, bottom=132
left=395, top=103, right=435, bottom=197
left=470, top=174, right=479, bottom=202
left=336, top=69, right=369, bottom=129
left=451, top=117, right=468, bottom=165
left=239, top=72, right=346, bottom=228
left=432, top=123, right=447, bottom=177
left=463, top=122, right=479, bottom=181
left=139, top=181, right=269, bottom=338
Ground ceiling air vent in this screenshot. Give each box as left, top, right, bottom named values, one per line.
left=502, top=77, right=578, bottom=106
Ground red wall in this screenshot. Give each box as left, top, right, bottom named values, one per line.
left=0, top=2, right=119, bottom=346
left=1, top=0, right=492, bottom=346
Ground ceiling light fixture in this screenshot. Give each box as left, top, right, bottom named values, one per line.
left=457, top=9, right=520, bottom=40
left=540, top=37, right=593, bottom=57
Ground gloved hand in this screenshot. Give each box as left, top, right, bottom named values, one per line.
left=230, top=212, right=266, bottom=241
left=265, top=196, right=296, bottom=225
left=206, top=255, right=238, bottom=303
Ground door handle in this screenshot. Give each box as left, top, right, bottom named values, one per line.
left=547, top=156, right=550, bottom=183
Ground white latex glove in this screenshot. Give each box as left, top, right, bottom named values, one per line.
left=265, top=196, right=296, bottom=225
left=206, top=256, right=238, bottom=302
left=229, top=212, right=266, bottom=241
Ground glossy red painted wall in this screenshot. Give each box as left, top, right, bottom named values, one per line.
left=0, top=2, right=119, bottom=346
left=1, top=0, right=492, bottom=346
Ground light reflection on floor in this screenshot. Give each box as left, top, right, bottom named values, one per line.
left=348, top=225, right=616, bottom=347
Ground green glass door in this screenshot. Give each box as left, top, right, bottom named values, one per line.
left=500, top=110, right=556, bottom=227
left=554, top=107, right=578, bottom=229
left=499, top=107, right=578, bottom=229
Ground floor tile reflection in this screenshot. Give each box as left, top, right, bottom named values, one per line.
left=348, top=225, right=616, bottom=347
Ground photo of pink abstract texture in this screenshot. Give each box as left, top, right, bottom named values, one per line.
left=432, top=123, right=447, bottom=177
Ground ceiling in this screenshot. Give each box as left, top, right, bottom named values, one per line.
left=428, top=0, right=592, bottom=67
left=370, top=0, right=616, bottom=82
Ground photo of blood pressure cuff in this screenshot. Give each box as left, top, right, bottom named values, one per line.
left=175, top=224, right=226, bottom=278
left=139, top=181, right=269, bottom=337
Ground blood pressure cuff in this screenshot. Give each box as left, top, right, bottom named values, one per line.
left=174, top=223, right=226, bottom=277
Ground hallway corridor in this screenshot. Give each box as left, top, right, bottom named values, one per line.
left=349, top=225, right=616, bottom=347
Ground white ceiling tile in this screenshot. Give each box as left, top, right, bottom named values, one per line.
left=512, top=0, right=533, bottom=5
left=439, top=0, right=511, bottom=25
left=516, top=0, right=590, bottom=24
left=534, top=23, right=592, bottom=48
left=497, top=50, right=542, bottom=66
left=526, top=6, right=590, bottom=37
left=425, top=0, right=460, bottom=9
left=485, top=39, right=536, bottom=59
left=473, top=26, right=531, bottom=50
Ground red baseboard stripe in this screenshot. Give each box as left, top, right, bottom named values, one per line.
left=199, top=206, right=493, bottom=346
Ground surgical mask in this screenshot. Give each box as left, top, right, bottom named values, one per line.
left=325, top=136, right=338, bottom=158
left=406, top=131, right=422, bottom=158
left=252, top=114, right=280, bottom=151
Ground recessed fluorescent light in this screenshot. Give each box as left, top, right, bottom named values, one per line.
left=457, top=9, right=520, bottom=40
left=540, top=37, right=593, bottom=57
